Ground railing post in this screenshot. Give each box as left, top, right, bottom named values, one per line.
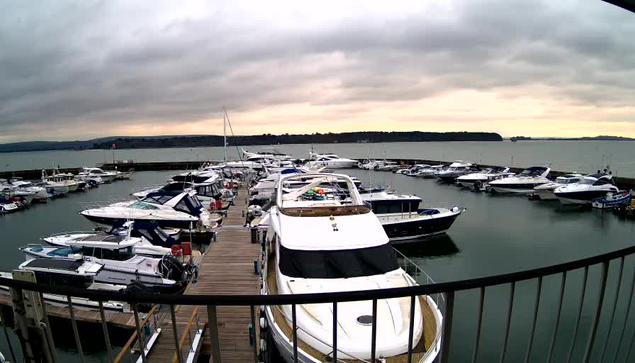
left=332, top=302, right=337, bottom=362
left=582, top=261, right=610, bottom=363
left=132, top=303, right=148, bottom=363
left=599, top=257, right=625, bottom=362
left=250, top=305, right=258, bottom=363
left=547, top=271, right=567, bottom=363
left=98, top=300, right=115, bottom=363
left=407, top=295, right=417, bottom=363
left=471, top=287, right=485, bottom=363
left=67, top=296, right=85, bottom=363
left=500, top=282, right=516, bottom=363
left=567, top=266, right=590, bottom=363
left=207, top=305, right=222, bottom=363
left=292, top=304, right=298, bottom=363
left=525, top=277, right=542, bottom=363
left=170, top=305, right=183, bottom=363
left=371, top=299, right=378, bottom=362
left=612, top=261, right=635, bottom=363
left=440, top=291, right=455, bottom=363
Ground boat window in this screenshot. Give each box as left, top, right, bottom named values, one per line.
left=48, top=247, right=73, bottom=257
left=580, top=178, right=595, bottom=185
left=175, top=196, right=202, bottom=215
left=130, top=201, right=160, bottom=210
left=593, top=179, right=611, bottom=186
left=278, top=244, right=400, bottom=279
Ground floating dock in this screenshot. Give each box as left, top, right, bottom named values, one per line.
left=144, top=187, right=261, bottom=363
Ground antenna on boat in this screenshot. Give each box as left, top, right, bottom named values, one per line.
left=223, top=108, right=228, bottom=163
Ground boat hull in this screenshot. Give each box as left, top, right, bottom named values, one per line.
left=378, top=209, right=461, bottom=242
left=555, top=190, right=614, bottom=205
left=81, top=212, right=196, bottom=230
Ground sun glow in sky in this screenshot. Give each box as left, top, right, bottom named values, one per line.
left=1, top=0, right=634, bottom=143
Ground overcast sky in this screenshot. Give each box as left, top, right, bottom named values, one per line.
left=0, top=0, right=634, bottom=142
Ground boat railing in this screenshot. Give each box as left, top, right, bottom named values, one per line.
left=78, top=198, right=134, bottom=210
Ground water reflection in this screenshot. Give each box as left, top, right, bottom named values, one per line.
left=393, top=234, right=460, bottom=259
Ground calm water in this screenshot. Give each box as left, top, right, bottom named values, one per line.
left=0, top=169, right=634, bottom=362
left=2, top=140, right=635, bottom=177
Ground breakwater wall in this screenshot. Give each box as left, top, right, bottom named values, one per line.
left=2, top=159, right=634, bottom=190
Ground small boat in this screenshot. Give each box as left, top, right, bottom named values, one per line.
left=0, top=197, right=24, bottom=213
left=115, top=168, right=134, bottom=180
left=76, top=167, right=118, bottom=183
left=21, top=238, right=192, bottom=293
left=417, top=165, right=445, bottom=178
left=591, top=191, right=633, bottom=209
left=262, top=172, right=443, bottom=362
left=134, top=175, right=225, bottom=206
left=0, top=259, right=127, bottom=312
left=406, top=164, right=431, bottom=176
left=43, top=170, right=83, bottom=192
left=436, top=161, right=475, bottom=183
left=554, top=172, right=619, bottom=205
left=9, top=180, right=49, bottom=203
left=0, top=183, right=36, bottom=205
left=488, top=166, right=551, bottom=193
left=362, top=190, right=463, bottom=242
left=456, top=167, right=514, bottom=189
left=532, top=173, right=583, bottom=200
left=40, top=170, right=71, bottom=197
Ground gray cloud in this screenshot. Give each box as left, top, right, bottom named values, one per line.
left=0, top=0, right=634, bottom=141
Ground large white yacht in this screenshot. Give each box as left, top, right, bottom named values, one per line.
left=488, top=166, right=551, bottom=193
left=262, top=173, right=442, bottom=362
left=305, top=153, right=358, bottom=169
left=417, top=165, right=445, bottom=178
left=554, top=172, right=619, bottom=205
left=533, top=173, right=583, bottom=200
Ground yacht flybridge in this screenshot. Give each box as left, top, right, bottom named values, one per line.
left=488, top=166, right=551, bottom=193
left=262, top=173, right=442, bottom=362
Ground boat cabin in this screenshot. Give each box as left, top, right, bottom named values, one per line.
left=19, top=259, right=102, bottom=289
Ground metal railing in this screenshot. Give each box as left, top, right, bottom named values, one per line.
left=2, top=243, right=635, bottom=362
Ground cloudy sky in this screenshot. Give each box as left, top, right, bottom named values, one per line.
left=1, top=0, right=634, bottom=142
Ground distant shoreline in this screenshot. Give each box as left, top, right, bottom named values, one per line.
left=0, top=131, right=502, bottom=153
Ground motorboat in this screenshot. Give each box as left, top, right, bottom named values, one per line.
left=0, top=183, right=36, bottom=205
left=488, top=166, right=551, bottom=193
left=532, top=173, right=583, bottom=200
left=0, top=197, right=23, bottom=213
left=375, top=161, right=402, bottom=171
left=42, top=222, right=180, bottom=256
left=305, top=152, right=358, bottom=169
left=115, top=168, right=134, bottom=180
left=8, top=180, right=49, bottom=203
left=241, top=147, right=292, bottom=161
left=76, top=167, right=118, bottom=183
left=21, top=238, right=192, bottom=293
left=40, top=170, right=70, bottom=197
left=42, top=170, right=81, bottom=192
left=80, top=191, right=216, bottom=234
left=406, top=164, right=431, bottom=177
left=362, top=190, right=463, bottom=242
left=0, top=259, right=127, bottom=312
left=456, top=167, right=515, bottom=190
left=417, top=165, right=445, bottom=178
left=591, top=191, right=633, bottom=209
left=134, top=177, right=224, bottom=206
left=554, top=172, right=619, bottom=205
left=435, top=161, right=474, bottom=183
left=262, top=172, right=443, bottom=362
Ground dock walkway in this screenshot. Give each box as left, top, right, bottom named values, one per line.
left=146, top=187, right=261, bottom=363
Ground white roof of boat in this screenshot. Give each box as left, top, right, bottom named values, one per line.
left=275, top=210, right=388, bottom=251
left=66, top=238, right=138, bottom=249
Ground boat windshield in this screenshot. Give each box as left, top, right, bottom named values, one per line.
left=129, top=201, right=160, bottom=210
left=279, top=244, right=399, bottom=279
left=580, top=178, right=596, bottom=185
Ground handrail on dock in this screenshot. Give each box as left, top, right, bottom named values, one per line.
left=114, top=305, right=159, bottom=363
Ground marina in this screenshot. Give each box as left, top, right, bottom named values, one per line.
left=0, top=146, right=634, bottom=362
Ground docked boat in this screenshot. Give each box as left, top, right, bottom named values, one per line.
left=362, top=190, right=463, bottom=242
left=305, top=153, right=358, bottom=169
left=21, top=238, right=191, bottom=293
left=0, top=183, right=36, bottom=205
left=0, top=259, right=127, bottom=312
left=554, top=172, right=619, bottom=205
left=591, top=191, right=633, bottom=209
left=40, top=170, right=70, bottom=197
left=262, top=173, right=443, bottom=362
left=456, top=167, right=514, bottom=189
left=406, top=164, right=431, bottom=176
left=42, top=170, right=81, bottom=192
left=435, top=161, right=474, bottom=183
left=42, top=222, right=179, bottom=256
left=488, top=166, right=551, bottom=193
left=80, top=191, right=216, bottom=234
left=417, top=165, right=445, bottom=178
left=532, top=173, right=583, bottom=200
left=76, top=167, right=118, bottom=183
left=0, top=197, right=23, bottom=213
left=242, top=147, right=293, bottom=161
left=8, top=180, right=49, bottom=203
left=134, top=176, right=224, bottom=206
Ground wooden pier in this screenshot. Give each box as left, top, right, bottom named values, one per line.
left=145, top=187, right=261, bottom=363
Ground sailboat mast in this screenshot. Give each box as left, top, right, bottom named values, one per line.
left=223, top=112, right=227, bottom=162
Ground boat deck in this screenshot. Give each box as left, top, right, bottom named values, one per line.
left=266, top=253, right=439, bottom=363
left=145, top=187, right=262, bottom=363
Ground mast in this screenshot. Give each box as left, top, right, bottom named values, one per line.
left=223, top=111, right=227, bottom=162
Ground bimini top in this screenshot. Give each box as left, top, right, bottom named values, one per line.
left=20, top=259, right=103, bottom=276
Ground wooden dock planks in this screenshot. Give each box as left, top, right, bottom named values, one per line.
left=145, top=187, right=261, bottom=363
